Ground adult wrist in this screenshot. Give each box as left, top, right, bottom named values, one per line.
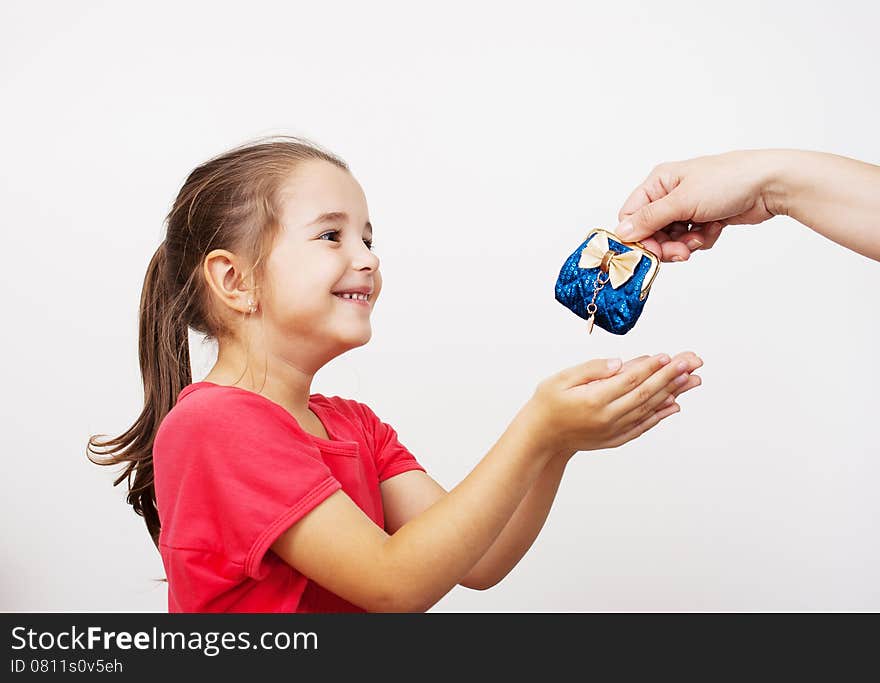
left=757, top=148, right=806, bottom=218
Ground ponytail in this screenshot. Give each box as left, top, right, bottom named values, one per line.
left=87, top=241, right=191, bottom=549
left=89, top=135, right=350, bottom=552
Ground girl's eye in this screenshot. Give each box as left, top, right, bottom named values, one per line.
left=319, top=230, right=374, bottom=251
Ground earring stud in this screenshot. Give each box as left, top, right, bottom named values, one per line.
left=247, top=298, right=257, bottom=314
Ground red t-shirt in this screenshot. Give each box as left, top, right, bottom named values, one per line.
left=152, top=381, right=425, bottom=613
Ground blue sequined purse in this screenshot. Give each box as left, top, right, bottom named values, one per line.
left=555, top=228, right=660, bottom=334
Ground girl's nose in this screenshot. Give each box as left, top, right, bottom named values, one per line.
left=352, top=239, right=379, bottom=268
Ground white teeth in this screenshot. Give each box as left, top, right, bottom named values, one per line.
left=336, top=292, right=369, bottom=301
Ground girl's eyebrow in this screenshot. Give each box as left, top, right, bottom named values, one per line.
left=307, top=211, right=373, bottom=237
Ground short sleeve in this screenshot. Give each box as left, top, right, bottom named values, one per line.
left=354, top=402, right=426, bottom=482
left=154, top=389, right=342, bottom=581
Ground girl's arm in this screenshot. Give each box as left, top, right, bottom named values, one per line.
left=380, top=354, right=702, bottom=591
left=379, top=456, right=571, bottom=592
left=271, top=352, right=699, bottom=612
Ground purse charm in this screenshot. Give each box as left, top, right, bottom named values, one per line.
left=554, top=228, right=660, bottom=335
left=584, top=271, right=608, bottom=334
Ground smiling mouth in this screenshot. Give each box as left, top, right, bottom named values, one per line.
left=333, top=293, right=371, bottom=306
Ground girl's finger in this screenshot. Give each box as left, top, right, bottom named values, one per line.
left=586, top=355, right=651, bottom=393
left=617, top=371, right=700, bottom=431
left=556, top=357, right=625, bottom=390
left=621, top=355, right=650, bottom=370
left=649, top=402, right=681, bottom=423
left=608, top=352, right=702, bottom=417
left=587, top=353, right=672, bottom=403
left=672, top=374, right=701, bottom=397
left=606, top=402, right=681, bottom=448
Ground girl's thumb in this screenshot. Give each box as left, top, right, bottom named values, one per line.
left=559, top=357, right=622, bottom=388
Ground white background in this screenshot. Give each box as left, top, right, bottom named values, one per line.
left=1, top=0, right=877, bottom=612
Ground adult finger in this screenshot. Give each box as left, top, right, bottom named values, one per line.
left=640, top=236, right=663, bottom=258
left=702, top=222, right=725, bottom=248
left=659, top=240, right=694, bottom=262
left=618, top=165, right=683, bottom=222
left=658, top=222, right=695, bottom=261
left=616, top=191, right=691, bottom=242
left=665, top=221, right=690, bottom=240
left=617, top=183, right=654, bottom=222
left=683, top=221, right=725, bottom=251
left=643, top=231, right=671, bottom=259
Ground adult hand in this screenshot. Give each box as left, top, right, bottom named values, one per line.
left=613, top=150, right=781, bottom=262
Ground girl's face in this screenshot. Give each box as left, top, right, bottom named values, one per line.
left=261, top=160, right=382, bottom=361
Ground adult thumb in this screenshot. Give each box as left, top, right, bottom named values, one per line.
left=557, top=357, right=622, bottom=388
left=616, top=192, right=687, bottom=242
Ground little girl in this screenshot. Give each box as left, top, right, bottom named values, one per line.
left=88, top=135, right=702, bottom=613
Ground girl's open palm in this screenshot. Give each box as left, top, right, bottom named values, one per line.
left=530, top=351, right=702, bottom=453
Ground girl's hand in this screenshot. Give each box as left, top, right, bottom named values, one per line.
left=613, top=150, right=784, bottom=262
left=528, top=351, right=702, bottom=453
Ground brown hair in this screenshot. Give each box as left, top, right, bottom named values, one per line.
left=87, top=135, right=349, bottom=549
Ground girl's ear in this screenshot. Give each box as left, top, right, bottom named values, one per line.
left=203, top=249, right=253, bottom=315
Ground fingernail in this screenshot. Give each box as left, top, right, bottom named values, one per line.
left=617, top=220, right=633, bottom=238
left=675, top=373, right=689, bottom=385
left=656, top=353, right=670, bottom=365
left=671, top=256, right=683, bottom=262
left=607, top=358, right=622, bottom=371
left=676, top=360, right=688, bottom=372
left=686, top=239, right=703, bottom=250
left=663, top=395, right=675, bottom=406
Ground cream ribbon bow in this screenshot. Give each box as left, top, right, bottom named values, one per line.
left=577, top=232, right=642, bottom=289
